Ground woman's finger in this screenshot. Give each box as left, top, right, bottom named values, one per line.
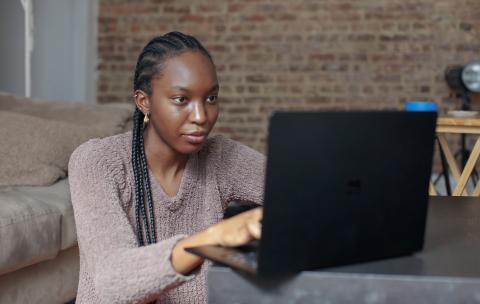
left=246, top=218, right=262, bottom=239
left=249, top=207, right=263, bottom=221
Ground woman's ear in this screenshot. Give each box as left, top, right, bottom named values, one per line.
left=133, top=90, right=151, bottom=115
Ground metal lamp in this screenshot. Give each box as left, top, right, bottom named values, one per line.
left=461, top=61, right=480, bottom=93
left=445, top=61, right=480, bottom=110
left=442, top=61, right=480, bottom=193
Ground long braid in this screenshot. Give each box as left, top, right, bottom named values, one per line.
left=132, top=108, right=146, bottom=246
left=131, top=32, right=213, bottom=247
left=139, top=130, right=156, bottom=244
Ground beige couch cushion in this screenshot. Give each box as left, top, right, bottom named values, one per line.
left=0, top=179, right=75, bottom=275
left=0, top=92, right=133, bottom=129
left=15, top=179, right=75, bottom=250
left=0, top=111, right=120, bottom=186
left=0, top=92, right=134, bottom=187
left=0, top=246, right=79, bottom=304
left=0, top=188, right=61, bottom=275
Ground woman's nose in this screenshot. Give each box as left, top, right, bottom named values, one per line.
left=190, top=101, right=207, bottom=125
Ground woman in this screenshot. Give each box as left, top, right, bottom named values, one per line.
left=68, top=32, right=265, bottom=303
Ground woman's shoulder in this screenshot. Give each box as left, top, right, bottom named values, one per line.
left=69, top=131, right=132, bottom=177
left=203, top=134, right=265, bottom=163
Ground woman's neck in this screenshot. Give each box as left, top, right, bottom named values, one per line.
left=143, top=127, right=188, bottom=179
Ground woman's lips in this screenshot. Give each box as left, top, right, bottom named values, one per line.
left=182, top=134, right=206, bottom=144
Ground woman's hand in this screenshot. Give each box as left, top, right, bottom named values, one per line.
left=171, top=207, right=263, bottom=274
left=207, top=207, right=263, bottom=246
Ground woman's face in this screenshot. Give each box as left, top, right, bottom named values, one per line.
left=142, top=51, right=219, bottom=155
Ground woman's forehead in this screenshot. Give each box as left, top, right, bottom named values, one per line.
left=154, top=51, right=218, bottom=89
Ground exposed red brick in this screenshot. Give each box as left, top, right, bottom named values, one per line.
left=194, top=4, right=225, bottom=14
left=179, top=15, right=205, bottom=23
left=310, top=53, right=336, bottom=61
left=163, top=4, right=190, bottom=14
left=245, top=15, right=267, bottom=22
left=97, top=0, right=480, bottom=155
left=245, top=74, right=273, bottom=83
left=228, top=3, right=246, bottom=13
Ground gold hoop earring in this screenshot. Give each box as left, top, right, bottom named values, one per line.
left=143, top=113, right=150, bottom=127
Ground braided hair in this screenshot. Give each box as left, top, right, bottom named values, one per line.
left=132, top=32, right=212, bottom=246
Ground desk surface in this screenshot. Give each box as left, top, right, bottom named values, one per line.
left=208, top=196, right=480, bottom=303
left=437, top=116, right=480, bottom=127
left=329, top=196, right=480, bottom=278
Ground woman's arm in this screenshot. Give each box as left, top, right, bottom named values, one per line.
left=70, top=137, right=264, bottom=302
left=171, top=207, right=262, bottom=274
left=69, top=141, right=193, bottom=303
left=170, top=137, right=266, bottom=274
left=214, top=136, right=266, bottom=205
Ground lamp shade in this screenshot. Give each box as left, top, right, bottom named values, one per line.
left=461, top=61, right=480, bottom=93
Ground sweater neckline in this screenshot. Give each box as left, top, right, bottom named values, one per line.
left=147, top=153, right=197, bottom=211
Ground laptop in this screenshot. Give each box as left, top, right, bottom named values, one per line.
left=186, top=111, right=437, bottom=276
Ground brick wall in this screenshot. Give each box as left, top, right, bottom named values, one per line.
left=98, top=0, right=480, bottom=153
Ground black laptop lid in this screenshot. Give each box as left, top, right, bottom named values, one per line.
left=258, top=111, right=437, bottom=275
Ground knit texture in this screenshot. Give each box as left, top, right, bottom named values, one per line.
left=68, top=131, right=265, bottom=303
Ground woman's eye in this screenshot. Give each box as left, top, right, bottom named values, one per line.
left=172, top=96, right=187, bottom=104
left=206, top=95, right=218, bottom=104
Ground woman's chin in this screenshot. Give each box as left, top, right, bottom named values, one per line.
left=178, top=142, right=205, bottom=155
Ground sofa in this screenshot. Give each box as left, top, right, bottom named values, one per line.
left=0, top=179, right=79, bottom=303
left=0, top=93, right=133, bottom=303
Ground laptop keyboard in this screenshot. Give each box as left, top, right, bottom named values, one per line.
left=224, top=241, right=259, bottom=269
left=227, top=250, right=258, bottom=270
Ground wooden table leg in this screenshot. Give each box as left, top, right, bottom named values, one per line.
left=453, top=137, right=480, bottom=196
left=473, top=180, right=480, bottom=196
left=429, top=182, right=437, bottom=196
left=437, top=135, right=469, bottom=196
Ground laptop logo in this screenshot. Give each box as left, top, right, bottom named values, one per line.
left=346, top=179, right=362, bottom=194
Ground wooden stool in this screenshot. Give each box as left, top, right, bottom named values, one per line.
left=433, top=116, right=480, bottom=196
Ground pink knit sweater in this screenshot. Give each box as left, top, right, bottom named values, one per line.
left=68, top=132, right=265, bottom=303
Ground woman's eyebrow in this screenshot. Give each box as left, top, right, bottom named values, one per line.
left=171, top=84, right=220, bottom=92
left=171, top=86, right=189, bottom=92
left=209, top=84, right=220, bottom=92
